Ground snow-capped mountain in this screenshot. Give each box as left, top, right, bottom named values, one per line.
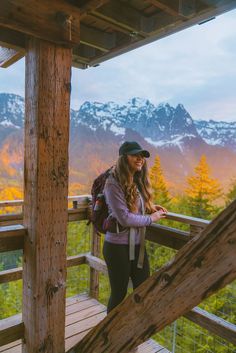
left=0, top=93, right=24, bottom=129
left=1, top=93, right=236, bottom=192
left=71, top=96, right=236, bottom=151
left=195, top=119, right=236, bottom=151
left=1, top=93, right=235, bottom=151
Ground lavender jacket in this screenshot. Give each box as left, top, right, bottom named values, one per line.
left=104, top=175, right=152, bottom=244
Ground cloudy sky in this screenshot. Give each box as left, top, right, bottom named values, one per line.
left=0, top=8, right=236, bottom=122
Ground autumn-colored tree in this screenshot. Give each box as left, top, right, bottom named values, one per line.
left=225, top=178, right=236, bottom=206
left=186, top=155, right=222, bottom=218
left=149, top=155, right=171, bottom=206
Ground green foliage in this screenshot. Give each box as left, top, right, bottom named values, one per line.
left=0, top=168, right=236, bottom=352
left=225, top=178, right=236, bottom=206
left=66, top=221, right=91, bottom=297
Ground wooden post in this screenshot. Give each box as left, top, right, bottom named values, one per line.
left=89, top=227, right=101, bottom=299
left=23, top=37, right=72, bottom=353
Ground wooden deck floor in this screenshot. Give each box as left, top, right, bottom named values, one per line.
left=0, top=294, right=170, bottom=353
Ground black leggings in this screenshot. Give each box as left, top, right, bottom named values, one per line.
left=103, top=241, right=150, bottom=313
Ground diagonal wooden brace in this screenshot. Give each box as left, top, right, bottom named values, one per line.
left=68, top=199, right=236, bottom=353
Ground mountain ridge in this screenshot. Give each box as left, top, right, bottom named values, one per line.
left=0, top=93, right=236, bottom=194
left=1, top=93, right=236, bottom=151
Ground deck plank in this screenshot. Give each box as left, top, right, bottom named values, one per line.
left=0, top=340, right=21, bottom=352
left=0, top=295, right=170, bottom=353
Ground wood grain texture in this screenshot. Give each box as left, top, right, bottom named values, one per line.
left=23, top=37, right=72, bottom=353
left=0, top=46, right=24, bottom=68
left=146, top=223, right=192, bottom=250
left=0, top=225, right=25, bottom=252
left=184, top=307, right=236, bottom=345
left=0, top=254, right=86, bottom=284
left=68, top=199, right=236, bottom=353
left=0, top=0, right=80, bottom=46
left=0, top=314, right=23, bottom=347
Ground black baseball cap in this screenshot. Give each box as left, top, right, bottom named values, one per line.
left=119, top=141, right=150, bottom=158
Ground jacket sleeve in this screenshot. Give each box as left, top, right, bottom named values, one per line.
left=104, top=180, right=152, bottom=228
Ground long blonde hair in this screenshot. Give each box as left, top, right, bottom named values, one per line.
left=114, top=155, right=155, bottom=213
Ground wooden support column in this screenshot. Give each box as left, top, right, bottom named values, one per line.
left=89, top=227, right=101, bottom=299
left=23, top=37, right=72, bottom=353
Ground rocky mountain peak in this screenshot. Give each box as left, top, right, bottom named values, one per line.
left=1, top=93, right=236, bottom=152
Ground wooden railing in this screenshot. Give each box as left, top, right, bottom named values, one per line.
left=0, top=196, right=235, bottom=350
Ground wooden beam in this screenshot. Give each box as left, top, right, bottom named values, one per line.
left=68, top=199, right=236, bottom=353
left=0, top=254, right=87, bottom=284
left=87, top=0, right=236, bottom=66
left=91, top=0, right=146, bottom=35
left=0, top=208, right=88, bottom=226
left=80, top=24, right=116, bottom=52
left=0, top=195, right=90, bottom=208
left=23, top=37, right=72, bottom=353
left=147, top=0, right=181, bottom=17
left=184, top=307, right=236, bottom=345
left=146, top=224, right=192, bottom=250
left=0, top=0, right=80, bottom=47
left=84, top=254, right=236, bottom=346
left=166, top=212, right=210, bottom=227
left=1, top=255, right=236, bottom=347
left=0, top=46, right=24, bottom=68
left=80, top=0, right=110, bottom=19
left=0, top=213, right=23, bottom=226
left=66, top=254, right=87, bottom=267
left=0, top=26, right=25, bottom=51
left=179, top=0, right=196, bottom=16
left=0, top=314, right=23, bottom=347
left=0, top=225, right=25, bottom=252
left=86, top=254, right=108, bottom=276
left=0, top=267, right=22, bottom=284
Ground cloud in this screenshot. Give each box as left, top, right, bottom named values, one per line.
left=1, top=9, right=236, bottom=121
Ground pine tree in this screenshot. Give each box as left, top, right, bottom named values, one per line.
left=225, top=178, right=236, bottom=206
left=149, top=155, right=171, bottom=206
left=186, top=155, right=222, bottom=218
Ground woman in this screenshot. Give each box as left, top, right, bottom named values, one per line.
left=103, top=141, right=167, bottom=313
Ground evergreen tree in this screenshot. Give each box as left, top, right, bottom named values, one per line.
left=149, top=155, right=171, bottom=206
left=186, top=155, right=222, bottom=219
left=225, top=178, right=236, bottom=206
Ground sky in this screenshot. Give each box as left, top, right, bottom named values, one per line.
left=0, top=8, right=236, bottom=122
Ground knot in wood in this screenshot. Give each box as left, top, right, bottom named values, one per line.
left=134, top=293, right=142, bottom=303
left=55, top=12, right=71, bottom=26
left=194, top=255, right=204, bottom=268
left=39, top=334, right=53, bottom=352
left=55, top=12, right=72, bottom=40
left=160, top=272, right=172, bottom=285
left=46, top=280, right=65, bottom=305
left=65, top=82, right=72, bottom=93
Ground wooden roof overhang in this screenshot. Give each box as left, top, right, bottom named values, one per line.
left=1, top=0, right=236, bottom=69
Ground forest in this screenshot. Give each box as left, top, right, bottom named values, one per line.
left=0, top=154, right=236, bottom=353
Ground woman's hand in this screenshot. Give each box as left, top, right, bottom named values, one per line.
left=150, top=210, right=167, bottom=222
left=154, top=204, right=168, bottom=213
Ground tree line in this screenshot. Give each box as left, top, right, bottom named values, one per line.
left=0, top=155, right=236, bottom=352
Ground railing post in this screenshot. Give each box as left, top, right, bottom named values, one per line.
left=89, top=226, right=101, bottom=299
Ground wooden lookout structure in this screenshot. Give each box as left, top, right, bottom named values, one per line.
left=1, top=1, right=236, bottom=352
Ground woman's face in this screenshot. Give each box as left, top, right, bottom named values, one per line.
left=126, top=153, right=145, bottom=173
